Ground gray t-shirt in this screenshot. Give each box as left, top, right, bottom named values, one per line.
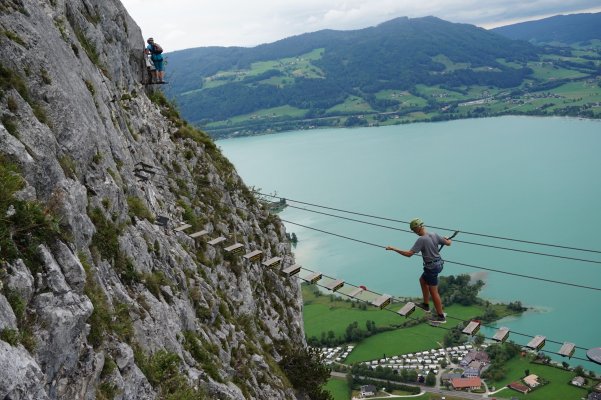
left=410, top=231, right=445, bottom=264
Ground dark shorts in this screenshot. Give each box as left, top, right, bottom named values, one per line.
left=421, top=261, right=443, bottom=286
left=153, top=60, right=164, bottom=71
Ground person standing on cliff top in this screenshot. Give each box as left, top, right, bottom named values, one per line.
left=385, top=218, right=452, bottom=324
left=144, top=37, right=165, bottom=83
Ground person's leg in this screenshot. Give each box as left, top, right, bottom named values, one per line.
left=429, top=285, right=444, bottom=316
left=419, top=276, right=430, bottom=305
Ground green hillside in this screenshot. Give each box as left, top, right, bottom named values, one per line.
left=165, top=16, right=601, bottom=138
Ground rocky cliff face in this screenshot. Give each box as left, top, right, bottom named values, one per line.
left=0, top=1, right=304, bottom=399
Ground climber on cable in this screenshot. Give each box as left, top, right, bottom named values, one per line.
left=385, top=218, right=452, bottom=324
left=144, top=37, right=165, bottom=84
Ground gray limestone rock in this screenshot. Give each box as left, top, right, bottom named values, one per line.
left=6, top=259, right=35, bottom=303
left=0, top=0, right=304, bottom=398
left=54, top=241, right=86, bottom=293
left=0, top=294, right=18, bottom=331
left=0, top=341, right=49, bottom=400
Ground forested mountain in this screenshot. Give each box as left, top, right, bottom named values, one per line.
left=165, top=17, right=539, bottom=128
left=492, top=12, right=601, bottom=45
left=164, top=16, right=601, bottom=138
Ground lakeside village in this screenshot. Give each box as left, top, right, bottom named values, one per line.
left=313, top=341, right=601, bottom=399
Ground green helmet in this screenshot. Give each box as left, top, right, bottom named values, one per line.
left=410, top=218, right=424, bottom=230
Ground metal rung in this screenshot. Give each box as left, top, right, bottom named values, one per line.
left=371, top=294, right=392, bottom=309
left=527, top=335, right=546, bottom=351
left=224, top=243, right=244, bottom=254
left=559, top=342, right=575, bottom=358
left=208, top=236, right=226, bottom=246
left=174, top=223, right=192, bottom=232
left=304, top=272, right=322, bottom=284
left=134, top=172, right=149, bottom=182
left=155, top=216, right=169, bottom=227
left=243, top=250, right=263, bottom=262
left=282, top=264, right=301, bottom=277
left=135, top=162, right=155, bottom=170
left=262, top=257, right=282, bottom=268
left=189, top=230, right=208, bottom=239
left=397, top=302, right=416, bottom=317
left=493, top=327, right=510, bottom=342
left=134, top=168, right=156, bottom=175
left=325, top=279, right=344, bottom=292
left=462, top=320, right=481, bottom=336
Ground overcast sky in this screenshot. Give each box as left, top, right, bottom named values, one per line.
left=121, top=0, right=601, bottom=52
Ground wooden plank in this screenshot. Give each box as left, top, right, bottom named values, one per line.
left=371, top=294, right=392, bottom=309
left=462, top=320, right=481, bottom=336
left=527, top=335, right=546, bottom=351
left=397, top=302, right=416, bottom=317
left=207, top=236, right=226, bottom=246
left=262, top=257, right=282, bottom=268
left=243, top=250, right=263, bottom=262
left=224, top=243, right=244, bottom=254
left=325, top=279, right=344, bottom=292
left=493, top=327, right=510, bottom=342
left=189, top=230, right=208, bottom=239
left=174, top=223, right=192, bottom=232
left=304, top=272, right=322, bottom=284
left=558, top=342, right=575, bottom=358
left=282, top=264, right=301, bottom=277
left=348, top=287, right=365, bottom=298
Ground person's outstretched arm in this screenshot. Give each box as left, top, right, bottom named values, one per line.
left=386, top=246, right=414, bottom=257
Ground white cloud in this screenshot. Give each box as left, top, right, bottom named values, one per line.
left=121, top=0, right=601, bottom=51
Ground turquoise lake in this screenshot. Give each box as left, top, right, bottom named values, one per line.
left=217, top=116, right=601, bottom=371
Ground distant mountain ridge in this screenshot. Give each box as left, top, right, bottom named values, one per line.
left=166, top=16, right=538, bottom=127
left=491, top=12, right=601, bottom=44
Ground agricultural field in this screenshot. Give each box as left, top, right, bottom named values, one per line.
left=326, top=96, right=374, bottom=114
left=205, top=105, right=307, bottom=127
left=414, top=84, right=469, bottom=103
left=325, top=377, right=350, bottom=400
left=526, top=61, right=589, bottom=80
left=431, top=54, right=471, bottom=72
left=201, top=48, right=326, bottom=90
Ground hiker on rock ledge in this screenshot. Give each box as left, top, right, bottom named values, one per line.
left=144, top=37, right=165, bottom=83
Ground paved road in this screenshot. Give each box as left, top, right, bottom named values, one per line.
left=331, top=372, right=497, bottom=400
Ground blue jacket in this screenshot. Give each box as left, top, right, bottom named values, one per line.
left=147, top=44, right=163, bottom=62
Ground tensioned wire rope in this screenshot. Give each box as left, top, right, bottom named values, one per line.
left=224, top=202, right=595, bottom=351
left=297, top=265, right=593, bottom=363
left=280, top=219, right=601, bottom=293
left=254, top=191, right=601, bottom=255
left=170, top=196, right=596, bottom=361
left=283, top=204, right=601, bottom=265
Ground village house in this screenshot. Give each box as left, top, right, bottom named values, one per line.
left=509, top=382, right=530, bottom=394
left=460, top=350, right=490, bottom=367
left=523, top=374, right=540, bottom=388
left=360, top=385, right=377, bottom=398
left=451, top=377, right=482, bottom=391
left=571, top=376, right=585, bottom=387
left=463, top=359, right=487, bottom=377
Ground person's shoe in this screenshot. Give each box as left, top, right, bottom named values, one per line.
left=429, top=313, right=447, bottom=324
left=415, top=302, right=430, bottom=313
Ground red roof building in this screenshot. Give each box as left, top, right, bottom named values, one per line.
left=509, top=382, right=530, bottom=394
left=451, top=377, right=482, bottom=390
